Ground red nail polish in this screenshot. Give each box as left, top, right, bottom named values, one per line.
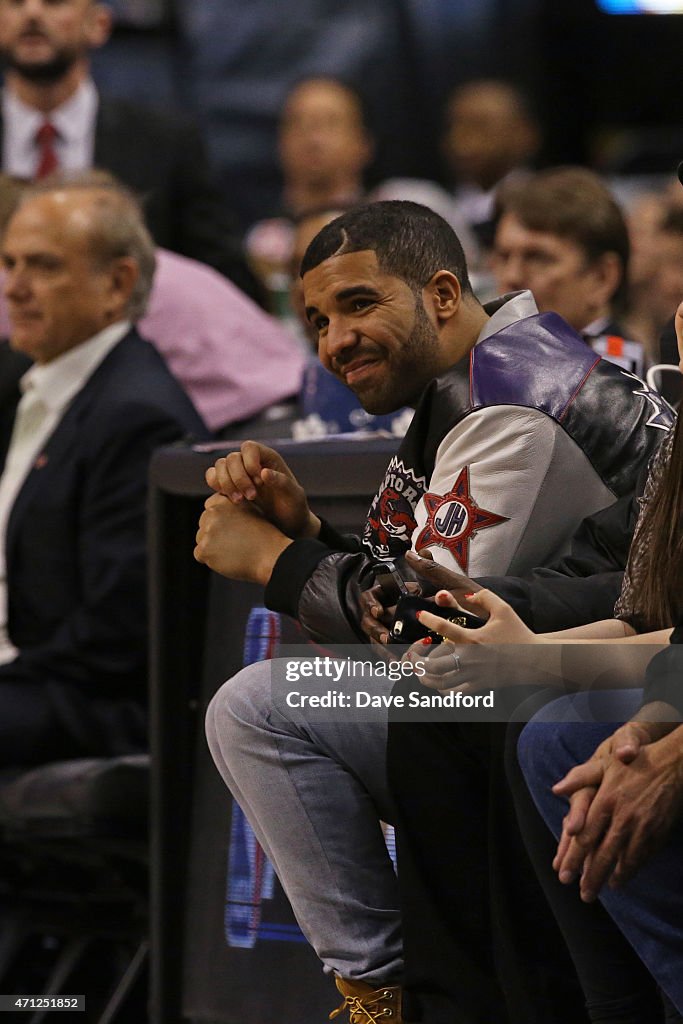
left=464, top=593, right=474, bottom=599
left=415, top=610, right=422, bottom=620
left=421, top=637, right=432, bottom=646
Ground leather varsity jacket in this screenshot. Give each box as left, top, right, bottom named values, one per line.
left=265, top=293, right=672, bottom=644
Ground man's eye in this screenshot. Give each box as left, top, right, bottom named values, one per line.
left=351, top=298, right=372, bottom=311
left=527, top=252, right=555, bottom=267
left=314, top=317, right=329, bottom=332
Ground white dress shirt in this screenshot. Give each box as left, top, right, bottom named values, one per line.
left=2, top=78, right=98, bottom=179
left=0, top=321, right=129, bottom=664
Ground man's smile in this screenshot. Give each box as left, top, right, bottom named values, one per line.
left=341, top=355, right=383, bottom=386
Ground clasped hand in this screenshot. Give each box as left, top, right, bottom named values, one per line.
left=552, top=718, right=683, bottom=902
left=205, top=440, right=320, bottom=539
left=194, top=441, right=319, bottom=584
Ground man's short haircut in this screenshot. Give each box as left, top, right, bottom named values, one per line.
left=19, top=169, right=156, bottom=321
left=495, top=167, right=630, bottom=305
left=299, top=200, right=473, bottom=295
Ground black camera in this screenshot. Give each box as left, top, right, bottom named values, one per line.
left=372, top=561, right=486, bottom=645
left=389, top=594, right=486, bottom=644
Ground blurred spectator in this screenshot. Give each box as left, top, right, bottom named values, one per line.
left=245, top=77, right=374, bottom=311
left=0, top=173, right=208, bottom=766
left=441, top=79, right=540, bottom=253
left=622, top=190, right=667, bottom=360
left=648, top=206, right=683, bottom=345
left=492, top=166, right=645, bottom=375
left=0, top=0, right=263, bottom=303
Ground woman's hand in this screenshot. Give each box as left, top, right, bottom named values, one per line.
left=416, top=589, right=537, bottom=646
left=409, top=590, right=563, bottom=693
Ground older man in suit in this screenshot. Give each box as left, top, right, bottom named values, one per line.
left=0, top=172, right=207, bottom=767
left=0, top=0, right=262, bottom=302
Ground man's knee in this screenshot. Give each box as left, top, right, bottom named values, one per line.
left=205, top=661, right=274, bottom=762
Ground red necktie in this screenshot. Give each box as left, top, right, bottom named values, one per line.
left=35, top=121, right=59, bottom=179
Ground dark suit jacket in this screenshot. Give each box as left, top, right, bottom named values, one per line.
left=0, top=328, right=208, bottom=755
left=0, top=96, right=264, bottom=304
left=0, top=342, right=30, bottom=466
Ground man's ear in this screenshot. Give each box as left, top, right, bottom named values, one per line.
left=422, top=270, right=462, bottom=324
left=86, top=4, right=114, bottom=51
left=107, top=257, right=138, bottom=319
left=590, top=251, right=622, bottom=308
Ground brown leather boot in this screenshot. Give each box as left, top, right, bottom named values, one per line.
left=329, top=977, right=403, bottom=1022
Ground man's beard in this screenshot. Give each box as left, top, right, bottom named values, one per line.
left=2, top=47, right=78, bottom=84
left=354, top=299, right=443, bottom=416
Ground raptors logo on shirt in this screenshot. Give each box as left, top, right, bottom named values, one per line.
left=415, top=466, right=508, bottom=571
left=364, top=456, right=426, bottom=559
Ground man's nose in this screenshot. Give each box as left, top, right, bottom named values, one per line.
left=4, top=267, right=30, bottom=301
left=321, top=318, right=358, bottom=367
left=494, top=253, right=525, bottom=292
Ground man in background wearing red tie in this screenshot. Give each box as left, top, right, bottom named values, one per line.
left=0, top=0, right=263, bottom=302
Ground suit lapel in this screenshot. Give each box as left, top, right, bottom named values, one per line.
left=94, top=98, right=137, bottom=187
left=5, top=389, right=87, bottom=556
left=4, top=331, right=135, bottom=559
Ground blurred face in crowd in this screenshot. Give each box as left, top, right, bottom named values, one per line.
left=3, top=190, right=132, bottom=363
left=650, top=228, right=683, bottom=327
left=442, top=82, right=538, bottom=192
left=492, top=211, right=618, bottom=332
left=626, top=193, right=666, bottom=290
left=279, top=79, right=372, bottom=194
left=0, top=0, right=110, bottom=82
left=289, top=208, right=343, bottom=343
left=303, top=249, right=449, bottom=415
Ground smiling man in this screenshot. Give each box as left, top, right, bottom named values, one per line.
left=196, top=201, right=667, bottom=1023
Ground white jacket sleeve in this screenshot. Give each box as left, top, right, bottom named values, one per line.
left=411, top=406, right=615, bottom=578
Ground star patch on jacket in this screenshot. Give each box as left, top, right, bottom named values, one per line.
left=415, top=466, right=508, bottom=571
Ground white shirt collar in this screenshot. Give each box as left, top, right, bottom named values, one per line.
left=477, top=289, right=539, bottom=343
left=2, top=78, right=98, bottom=175
left=20, top=320, right=131, bottom=414
left=581, top=315, right=612, bottom=340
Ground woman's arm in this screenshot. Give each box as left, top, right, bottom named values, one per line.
left=541, top=619, right=671, bottom=645
left=541, top=618, right=634, bottom=641
left=416, top=593, right=670, bottom=691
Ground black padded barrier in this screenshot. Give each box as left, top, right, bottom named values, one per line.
left=148, top=436, right=397, bottom=1024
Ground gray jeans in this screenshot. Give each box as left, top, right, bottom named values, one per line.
left=205, top=659, right=403, bottom=984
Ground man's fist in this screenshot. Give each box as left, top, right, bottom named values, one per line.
left=205, top=440, right=321, bottom=539
left=194, top=492, right=292, bottom=585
